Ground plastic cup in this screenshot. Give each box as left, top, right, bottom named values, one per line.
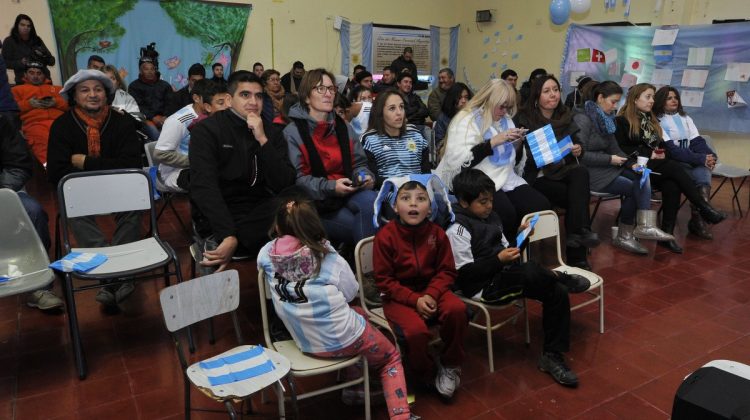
left=636, top=156, right=649, bottom=167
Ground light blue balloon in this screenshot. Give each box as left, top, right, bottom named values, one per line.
left=550, top=0, right=571, bottom=25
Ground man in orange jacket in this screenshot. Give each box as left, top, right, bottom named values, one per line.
left=11, top=61, right=67, bottom=166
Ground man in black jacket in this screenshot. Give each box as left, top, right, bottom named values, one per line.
left=190, top=71, right=296, bottom=271
left=397, top=72, right=428, bottom=126
left=165, top=63, right=205, bottom=116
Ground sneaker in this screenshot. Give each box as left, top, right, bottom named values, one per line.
left=95, top=285, right=117, bottom=306
left=434, top=365, right=461, bottom=398
left=27, top=290, right=64, bottom=310
left=557, top=272, right=591, bottom=293
left=115, top=281, right=136, bottom=303
left=538, top=351, right=578, bottom=387
left=480, top=280, right=523, bottom=305
left=408, top=414, right=421, bottom=420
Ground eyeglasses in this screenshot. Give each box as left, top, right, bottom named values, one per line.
left=314, top=85, right=337, bottom=95
left=268, top=77, right=280, bottom=82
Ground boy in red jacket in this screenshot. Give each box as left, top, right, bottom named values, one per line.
left=373, top=180, right=467, bottom=399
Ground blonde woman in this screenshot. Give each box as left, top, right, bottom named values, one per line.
left=435, top=79, right=549, bottom=241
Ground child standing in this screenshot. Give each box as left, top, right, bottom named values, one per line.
left=446, top=169, right=590, bottom=387
left=373, top=180, right=467, bottom=399
left=257, top=199, right=414, bottom=420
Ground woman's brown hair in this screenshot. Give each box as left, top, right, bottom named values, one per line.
left=617, top=83, right=663, bottom=139
left=269, top=199, right=330, bottom=264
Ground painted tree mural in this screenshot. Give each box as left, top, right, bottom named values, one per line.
left=160, top=0, right=251, bottom=70
left=48, top=0, right=137, bottom=80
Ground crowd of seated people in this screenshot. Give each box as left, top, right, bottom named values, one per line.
left=2, top=16, right=734, bottom=417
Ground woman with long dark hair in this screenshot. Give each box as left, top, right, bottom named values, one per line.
left=653, top=86, right=717, bottom=240
left=2, top=14, right=55, bottom=84
left=615, top=83, right=725, bottom=253
left=434, top=82, right=473, bottom=148
left=514, top=74, right=598, bottom=269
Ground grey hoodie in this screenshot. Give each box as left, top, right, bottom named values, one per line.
left=282, top=103, right=373, bottom=200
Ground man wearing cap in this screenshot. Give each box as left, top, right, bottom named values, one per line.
left=128, top=57, right=172, bottom=136
left=47, top=69, right=144, bottom=306
left=11, top=60, right=68, bottom=166
left=165, top=62, right=205, bottom=116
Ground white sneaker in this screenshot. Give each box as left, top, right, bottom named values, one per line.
left=27, top=290, right=64, bottom=310
left=435, top=365, right=461, bottom=398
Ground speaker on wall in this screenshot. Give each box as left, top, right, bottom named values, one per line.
left=476, top=10, right=492, bottom=23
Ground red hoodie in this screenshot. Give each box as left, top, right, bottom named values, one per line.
left=373, top=219, right=457, bottom=307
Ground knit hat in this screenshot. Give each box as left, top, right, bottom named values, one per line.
left=25, top=61, right=45, bottom=70
left=60, top=69, right=114, bottom=100
left=373, top=173, right=455, bottom=228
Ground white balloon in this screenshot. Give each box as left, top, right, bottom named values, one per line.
left=570, top=0, right=591, bottom=14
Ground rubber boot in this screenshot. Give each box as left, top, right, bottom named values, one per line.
left=657, top=221, right=683, bottom=254
left=613, top=223, right=648, bottom=255
left=633, top=210, right=675, bottom=241
left=688, top=186, right=713, bottom=239
left=696, top=197, right=726, bottom=225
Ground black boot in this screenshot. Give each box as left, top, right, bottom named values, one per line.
left=696, top=199, right=726, bottom=224
left=566, top=245, right=591, bottom=270
left=688, top=185, right=713, bottom=240
left=657, top=222, right=683, bottom=254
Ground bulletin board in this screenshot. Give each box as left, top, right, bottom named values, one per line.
left=560, top=22, right=750, bottom=134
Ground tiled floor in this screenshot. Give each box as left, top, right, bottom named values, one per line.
left=2, top=169, right=749, bottom=419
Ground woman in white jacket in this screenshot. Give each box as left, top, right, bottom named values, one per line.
left=434, top=79, right=549, bottom=241
left=102, top=64, right=145, bottom=122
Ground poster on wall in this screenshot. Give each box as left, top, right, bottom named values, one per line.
left=372, top=25, right=431, bottom=75
left=48, top=0, right=251, bottom=90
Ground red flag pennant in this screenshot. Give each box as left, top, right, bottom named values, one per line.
left=591, top=49, right=606, bottom=63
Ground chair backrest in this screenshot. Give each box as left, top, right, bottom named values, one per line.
left=58, top=169, right=153, bottom=218
left=257, top=270, right=274, bottom=349
left=520, top=210, right=564, bottom=265
left=354, top=236, right=379, bottom=308
left=144, top=141, right=157, bottom=168
left=703, top=135, right=718, bottom=157
left=159, top=270, right=240, bottom=332
left=0, top=189, right=55, bottom=296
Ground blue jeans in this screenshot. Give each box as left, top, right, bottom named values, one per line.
left=680, top=162, right=712, bottom=187
left=18, top=191, right=50, bottom=250
left=321, top=189, right=377, bottom=247
left=599, top=170, right=651, bottom=225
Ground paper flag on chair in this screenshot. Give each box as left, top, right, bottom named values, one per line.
left=49, top=252, right=108, bottom=273
left=525, top=124, right=572, bottom=168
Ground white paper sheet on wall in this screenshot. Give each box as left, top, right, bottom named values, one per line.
left=681, top=90, right=704, bottom=107
left=624, top=57, right=644, bottom=74
left=681, top=69, right=709, bottom=88
left=687, top=47, right=714, bottom=66
left=604, top=48, right=618, bottom=63
left=620, top=73, right=638, bottom=88
left=651, top=28, right=679, bottom=46
left=725, top=63, right=750, bottom=82
left=651, top=69, right=673, bottom=86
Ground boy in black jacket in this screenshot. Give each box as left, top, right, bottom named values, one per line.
left=445, top=169, right=589, bottom=388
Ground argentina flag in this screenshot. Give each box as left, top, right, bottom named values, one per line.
left=525, top=124, right=573, bottom=168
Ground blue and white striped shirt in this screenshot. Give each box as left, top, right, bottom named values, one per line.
left=362, top=124, right=427, bottom=179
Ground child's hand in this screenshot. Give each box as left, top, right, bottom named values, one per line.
left=416, top=295, right=437, bottom=319
left=498, top=247, right=520, bottom=263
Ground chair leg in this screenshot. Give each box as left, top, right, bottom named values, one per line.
left=187, top=327, right=196, bottom=354
left=599, top=287, right=605, bottom=334
left=363, top=358, right=371, bottom=420
left=184, top=373, right=191, bottom=420
left=231, top=311, right=244, bottom=344
left=63, top=274, right=87, bottom=379
left=288, top=376, right=299, bottom=420
left=224, top=401, right=237, bottom=420
left=484, top=308, right=494, bottom=373
left=167, top=197, right=192, bottom=241
left=276, top=380, right=286, bottom=419
left=523, top=300, right=530, bottom=346
left=208, top=318, right=216, bottom=345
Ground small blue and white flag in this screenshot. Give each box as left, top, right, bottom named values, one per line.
left=525, top=124, right=573, bottom=168
left=49, top=252, right=108, bottom=273
left=199, top=345, right=276, bottom=386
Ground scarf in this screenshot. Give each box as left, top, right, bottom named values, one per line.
left=637, top=111, right=660, bottom=148
left=74, top=105, right=109, bottom=157
left=266, top=85, right=285, bottom=116
left=472, top=109, right=513, bottom=166
left=584, top=100, right=616, bottom=135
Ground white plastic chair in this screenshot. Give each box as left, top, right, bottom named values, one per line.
left=144, top=141, right=191, bottom=237
left=0, top=188, right=55, bottom=297
left=258, top=271, right=370, bottom=420
left=56, top=168, right=184, bottom=378
left=520, top=210, right=605, bottom=333
left=159, top=270, right=290, bottom=419
left=704, top=135, right=750, bottom=217
left=354, top=237, right=398, bottom=345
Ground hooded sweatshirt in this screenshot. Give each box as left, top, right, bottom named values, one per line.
left=257, top=236, right=365, bottom=353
